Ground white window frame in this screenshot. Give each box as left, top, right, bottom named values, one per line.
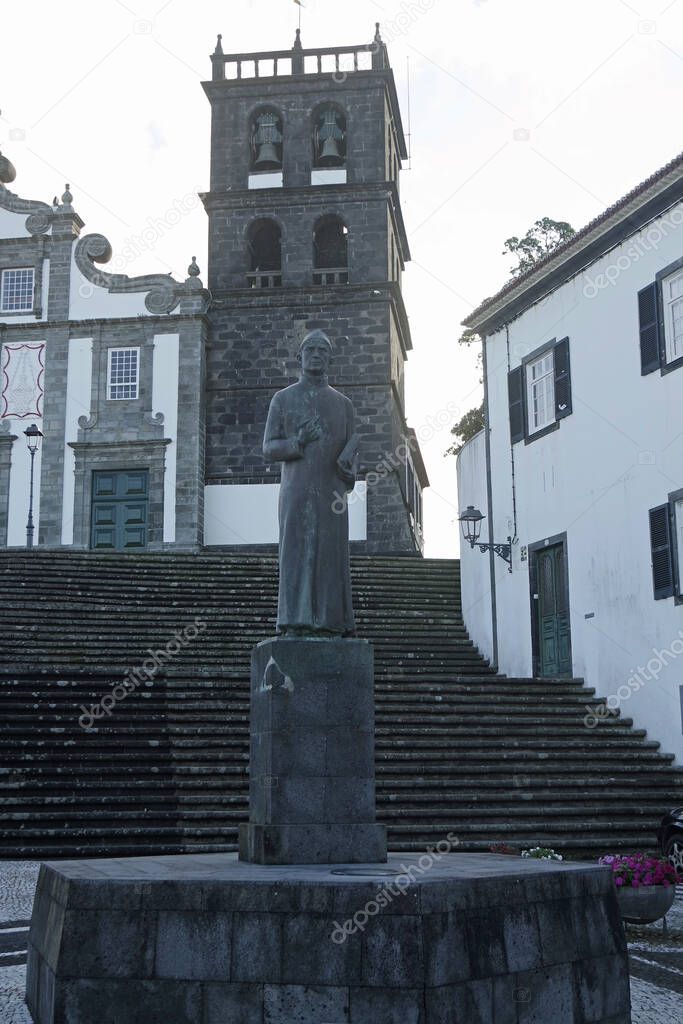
left=661, top=268, right=683, bottom=365
left=525, top=348, right=555, bottom=435
left=0, top=267, right=35, bottom=313
left=107, top=347, right=140, bottom=401
left=676, top=498, right=683, bottom=595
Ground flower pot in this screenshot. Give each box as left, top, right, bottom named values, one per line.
left=616, top=885, right=676, bottom=924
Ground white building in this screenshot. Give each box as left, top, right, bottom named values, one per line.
left=458, top=151, right=683, bottom=763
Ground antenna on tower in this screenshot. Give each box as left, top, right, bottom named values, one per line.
left=406, top=57, right=413, bottom=171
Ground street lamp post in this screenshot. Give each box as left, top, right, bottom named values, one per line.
left=24, top=423, right=43, bottom=549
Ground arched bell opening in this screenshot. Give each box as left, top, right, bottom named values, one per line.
left=313, top=215, right=349, bottom=285
left=247, top=218, right=282, bottom=289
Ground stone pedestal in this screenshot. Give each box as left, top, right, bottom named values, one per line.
left=239, top=637, right=386, bottom=864
left=26, top=852, right=632, bottom=1024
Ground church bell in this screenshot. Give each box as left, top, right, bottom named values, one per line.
left=252, top=113, right=282, bottom=170
left=254, top=141, right=280, bottom=168
left=316, top=108, right=345, bottom=167
left=319, top=136, right=343, bottom=164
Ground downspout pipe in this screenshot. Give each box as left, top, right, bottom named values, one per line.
left=481, top=333, right=499, bottom=671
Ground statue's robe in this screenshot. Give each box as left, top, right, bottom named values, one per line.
left=263, top=379, right=356, bottom=635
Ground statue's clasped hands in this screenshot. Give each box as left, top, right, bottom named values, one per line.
left=296, top=416, right=323, bottom=449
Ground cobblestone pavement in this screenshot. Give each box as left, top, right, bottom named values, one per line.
left=0, top=862, right=681, bottom=1022
left=0, top=863, right=39, bottom=1023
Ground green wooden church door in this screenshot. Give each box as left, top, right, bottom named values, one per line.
left=536, top=542, right=572, bottom=677
left=91, top=470, right=149, bottom=551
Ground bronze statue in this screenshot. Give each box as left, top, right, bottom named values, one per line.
left=263, top=330, right=358, bottom=636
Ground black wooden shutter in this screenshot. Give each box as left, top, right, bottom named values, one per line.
left=638, top=283, right=661, bottom=375
left=554, top=337, right=572, bottom=420
left=508, top=366, right=525, bottom=444
left=649, top=504, right=675, bottom=599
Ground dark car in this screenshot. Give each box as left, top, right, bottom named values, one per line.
left=658, top=808, right=683, bottom=873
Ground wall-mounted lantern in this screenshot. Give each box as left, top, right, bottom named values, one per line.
left=458, top=505, right=512, bottom=572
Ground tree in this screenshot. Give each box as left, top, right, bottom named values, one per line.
left=446, top=327, right=484, bottom=457
left=502, top=217, right=575, bottom=277
left=447, top=217, right=576, bottom=456
left=445, top=401, right=485, bottom=457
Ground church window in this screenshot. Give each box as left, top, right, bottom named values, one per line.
left=1, top=268, right=34, bottom=312
left=107, top=348, right=139, bottom=401
left=313, top=216, right=348, bottom=285
left=247, top=219, right=282, bottom=288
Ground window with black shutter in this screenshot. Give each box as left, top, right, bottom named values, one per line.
left=638, top=282, right=662, bottom=375
left=649, top=504, right=675, bottom=599
left=554, top=337, right=572, bottom=420
left=509, top=337, right=573, bottom=444
left=508, top=365, right=525, bottom=444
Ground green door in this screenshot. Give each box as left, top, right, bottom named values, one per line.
left=91, top=470, right=149, bottom=550
left=536, top=543, right=572, bottom=676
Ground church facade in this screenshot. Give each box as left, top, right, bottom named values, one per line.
left=0, top=27, right=427, bottom=555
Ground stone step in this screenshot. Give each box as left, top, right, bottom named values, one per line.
left=0, top=732, right=664, bottom=757
left=2, top=549, right=680, bottom=857
left=0, top=725, right=654, bottom=749
left=0, top=717, right=640, bottom=736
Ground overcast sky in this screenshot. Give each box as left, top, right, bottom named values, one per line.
left=2, top=0, right=682, bottom=556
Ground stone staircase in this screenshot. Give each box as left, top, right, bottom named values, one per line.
left=1, top=550, right=682, bottom=859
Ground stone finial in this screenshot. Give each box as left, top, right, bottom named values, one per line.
left=214, top=33, right=223, bottom=55
left=374, top=22, right=382, bottom=43
left=0, top=149, right=17, bottom=185
left=293, top=27, right=303, bottom=50
left=61, top=184, right=73, bottom=207
left=180, top=255, right=209, bottom=312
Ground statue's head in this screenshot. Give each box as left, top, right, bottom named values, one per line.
left=298, top=329, right=333, bottom=376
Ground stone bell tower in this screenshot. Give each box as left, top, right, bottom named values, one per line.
left=201, top=25, right=427, bottom=553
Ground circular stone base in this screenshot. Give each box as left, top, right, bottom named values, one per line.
left=26, top=852, right=631, bottom=1024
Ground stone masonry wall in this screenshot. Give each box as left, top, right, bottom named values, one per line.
left=205, top=74, right=398, bottom=194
